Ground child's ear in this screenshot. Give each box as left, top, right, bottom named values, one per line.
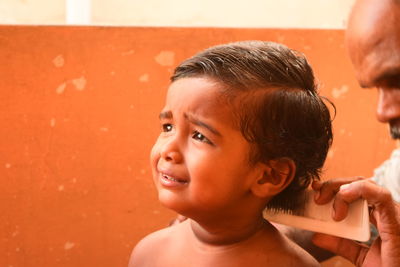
left=251, top=158, right=296, bottom=198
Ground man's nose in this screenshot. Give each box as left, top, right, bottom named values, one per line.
left=159, top=137, right=183, bottom=163
left=376, top=87, right=400, bottom=123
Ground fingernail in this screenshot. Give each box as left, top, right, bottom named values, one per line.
left=340, top=184, right=350, bottom=191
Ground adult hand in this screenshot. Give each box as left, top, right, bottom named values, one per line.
left=169, top=214, right=187, bottom=226
left=311, top=178, right=400, bottom=267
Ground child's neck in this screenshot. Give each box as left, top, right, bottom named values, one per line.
left=188, top=215, right=270, bottom=246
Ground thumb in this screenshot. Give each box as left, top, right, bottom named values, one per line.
left=312, top=233, right=369, bottom=266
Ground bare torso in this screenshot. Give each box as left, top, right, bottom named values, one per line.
left=129, top=219, right=319, bottom=267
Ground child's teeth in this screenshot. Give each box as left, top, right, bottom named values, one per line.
left=162, top=173, right=188, bottom=183
left=164, top=174, right=177, bottom=182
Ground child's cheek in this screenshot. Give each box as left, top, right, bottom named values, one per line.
left=150, top=140, right=161, bottom=166
left=149, top=141, right=161, bottom=185
left=150, top=136, right=167, bottom=168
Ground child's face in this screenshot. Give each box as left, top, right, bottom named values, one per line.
left=150, top=77, right=262, bottom=218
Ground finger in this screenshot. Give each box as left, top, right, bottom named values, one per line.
left=336, top=181, right=400, bottom=237
left=338, top=180, right=391, bottom=207
left=313, top=179, right=340, bottom=204
left=312, top=233, right=369, bottom=265
left=332, top=195, right=349, bottom=221
left=369, top=206, right=377, bottom=226
left=176, top=214, right=187, bottom=223
left=311, top=180, right=323, bottom=190
left=332, top=180, right=379, bottom=221
left=313, top=177, right=365, bottom=205
left=168, top=215, right=187, bottom=226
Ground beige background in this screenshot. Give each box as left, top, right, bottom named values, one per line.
left=1, top=0, right=355, bottom=28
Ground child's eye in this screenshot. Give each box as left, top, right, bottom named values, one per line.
left=192, top=131, right=213, bottom=145
left=162, top=123, right=173, bottom=132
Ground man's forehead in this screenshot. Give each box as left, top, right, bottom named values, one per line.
left=347, top=0, right=393, bottom=49
left=347, top=0, right=400, bottom=45
left=347, top=0, right=400, bottom=87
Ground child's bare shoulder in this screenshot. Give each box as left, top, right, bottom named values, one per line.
left=234, top=225, right=319, bottom=267
left=212, top=224, right=319, bottom=267
left=267, top=231, right=320, bottom=267
left=128, top=221, right=188, bottom=267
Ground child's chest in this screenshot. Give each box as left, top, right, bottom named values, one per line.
left=159, top=238, right=275, bottom=267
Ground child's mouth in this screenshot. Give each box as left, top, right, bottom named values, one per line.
left=161, top=174, right=188, bottom=184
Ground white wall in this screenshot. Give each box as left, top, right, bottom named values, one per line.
left=0, top=0, right=356, bottom=29
left=92, top=0, right=355, bottom=29
left=0, top=0, right=65, bottom=24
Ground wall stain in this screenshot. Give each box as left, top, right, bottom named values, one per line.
left=155, top=51, right=175, bottom=66
left=53, top=55, right=65, bottom=68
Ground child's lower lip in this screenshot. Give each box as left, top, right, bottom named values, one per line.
left=159, top=174, right=188, bottom=188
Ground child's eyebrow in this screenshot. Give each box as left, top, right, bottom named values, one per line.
left=159, top=111, right=173, bottom=119
left=184, top=113, right=222, bottom=137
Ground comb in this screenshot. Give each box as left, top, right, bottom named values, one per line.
left=263, top=189, right=370, bottom=242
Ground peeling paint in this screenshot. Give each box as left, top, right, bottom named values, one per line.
left=53, top=55, right=65, bottom=68
left=56, top=82, right=67, bottom=94
left=332, top=85, right=349, bottom=99
left=139, top=73, right=149, bottom=82
left=155, top=51, right=175, bottom=66
left=50, top=118, right=56, bottom=127
left=64, top=242, right=75, bottom=250
left=122, top=49, right=135, bottom=56
left=72, top=76, right=87, bottom=91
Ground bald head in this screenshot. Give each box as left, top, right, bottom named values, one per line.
left=346, top=0, right=400, bottom=139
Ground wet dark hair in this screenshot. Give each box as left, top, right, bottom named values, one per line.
left=171, top=41, right=333, bottom=212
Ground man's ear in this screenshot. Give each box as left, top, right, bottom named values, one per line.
left=251, top=158, right=296, bottom=198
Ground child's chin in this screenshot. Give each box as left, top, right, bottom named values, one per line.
left=158, top=191, right=186, bottom=212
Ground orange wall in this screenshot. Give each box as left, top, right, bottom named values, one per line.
left=0, top=26, right=395, bottom=267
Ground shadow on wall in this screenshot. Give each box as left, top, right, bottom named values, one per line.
left=0, top=26, right=394, bottom=267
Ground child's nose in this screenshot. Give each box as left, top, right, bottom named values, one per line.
left=160, top=138, right=183, bottom=163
